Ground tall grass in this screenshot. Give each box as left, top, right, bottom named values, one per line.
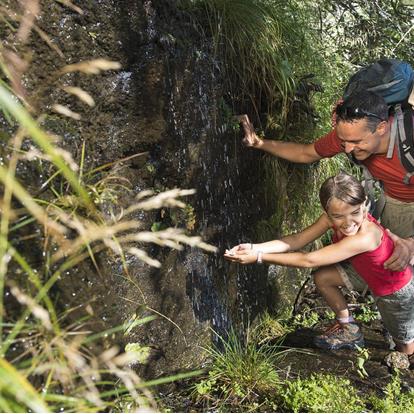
left=0, top=1, right=214, bottom=411
left=193, top=329, right=285, bottom=412
left=181, top=0, right=322, bottom=124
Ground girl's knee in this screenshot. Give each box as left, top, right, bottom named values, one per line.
left=396, top=341, right=414, bottom=355
left=313, top=266, right=342, bottom=288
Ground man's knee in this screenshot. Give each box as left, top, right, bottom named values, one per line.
left=313, top=266, right=342, bottom=289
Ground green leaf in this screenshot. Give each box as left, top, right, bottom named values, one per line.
left=0, top=357, right=49, bottom=412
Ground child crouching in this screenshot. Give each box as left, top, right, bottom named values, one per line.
left=224, top=172, right=414, bottom=354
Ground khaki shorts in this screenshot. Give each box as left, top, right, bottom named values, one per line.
left=336, top=195, right=414, bottom=342
left=380, top=195, right=414, bottom=238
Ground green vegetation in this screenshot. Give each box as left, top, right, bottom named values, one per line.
left=193, top=330, right=283, bottom=412
left=354, top=297, right=380, bottom=323
left=2, top=0, right=414, bottom=412
left=181, top=0, right=299, bottom=120
left=278, top=373, right=365, bottom=412
left=181, top=0, right=330, bottom=129
left=189, top=314, right=414, bottom=413
left=369, top=372, right=414, bottom=412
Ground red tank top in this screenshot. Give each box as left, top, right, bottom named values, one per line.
left=333, top=214, right=412, bottom=296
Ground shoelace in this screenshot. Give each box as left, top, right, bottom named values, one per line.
left=323, top=321, right=343, bottom=336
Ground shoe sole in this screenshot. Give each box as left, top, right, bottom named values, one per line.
left=314, top=337, right=365, bottom=351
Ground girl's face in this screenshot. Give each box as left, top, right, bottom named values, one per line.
left=326, top=197, right=366, bottom=236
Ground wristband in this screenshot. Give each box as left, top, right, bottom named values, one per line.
left=257, top=251, right=263, bottom=264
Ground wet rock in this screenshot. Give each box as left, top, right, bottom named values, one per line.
left=14, top=0, right=327, bottom=381
left=384, top=351, right=410, bottom=371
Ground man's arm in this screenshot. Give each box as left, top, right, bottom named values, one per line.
left=238, top=114, right=322, bottom=164
left=384, top=230, right=414, bottom=271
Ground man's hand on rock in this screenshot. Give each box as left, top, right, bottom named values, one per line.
left=235, top=114, right=262, bottom=148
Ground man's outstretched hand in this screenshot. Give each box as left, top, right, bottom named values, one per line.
left=235, top=114, right=262, bottom=148
left=384, top=229, right=414, bottom=271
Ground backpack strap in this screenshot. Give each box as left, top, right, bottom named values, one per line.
left=360, top=163, right=386, bottom=219
left=386, top=114, right=398, bottom=158
left=394, top=104, right=414, bottom=184
left=347, top=153, right=385, bottom=219
left=403, top=105, right=414, bottom=169
left=403, top=172, right=414, bottom=185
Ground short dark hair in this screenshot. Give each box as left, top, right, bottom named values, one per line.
left=335, top=90, right=389, bottom=132
left=319, top=171, right=367, bottom=212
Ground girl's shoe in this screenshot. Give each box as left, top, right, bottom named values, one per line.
left=314, top=321, right=365, bottom=350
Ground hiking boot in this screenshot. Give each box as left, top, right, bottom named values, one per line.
left=314, top=321, right=364, bottom=350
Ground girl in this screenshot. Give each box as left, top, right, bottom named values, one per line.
left=224, top=172, right=414, bottom=353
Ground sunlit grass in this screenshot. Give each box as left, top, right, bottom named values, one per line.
left=193, top=329, right=286, bottom=412
left=0, top=1, right=216, bottom=411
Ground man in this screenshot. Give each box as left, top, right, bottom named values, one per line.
left=239, top=90, right=414, bottom=271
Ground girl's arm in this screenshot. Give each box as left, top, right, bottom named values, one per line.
left=275, top=213, right=331, bottom=251
left=229, top=214, right=331, bottom=254
left=226, top=231, right=377, bottom=268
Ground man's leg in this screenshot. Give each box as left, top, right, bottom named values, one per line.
left=380, top=195, right=414, bottom=238
left=380, top=196, right=414, bottom=350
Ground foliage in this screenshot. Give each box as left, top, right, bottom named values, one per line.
left=304, top=0, right=414, bottom=135
left=369, top=372, right=414, bottom=412
left=353, top=297, right=380, bottom=323
left=180, top=0, right=326, bottom=125
left=193, top=329, right=283, bottom=412
left=311, top=0, right=414, bottom=66
left=278, top=373, right=365, bottom=413
left=124, top=342, right=152, bottom=364
left=249, top=311, right=287, bottom=345
left=355, top=345, right=370, bottom=378
left=291, top=309, right=320, bottom=329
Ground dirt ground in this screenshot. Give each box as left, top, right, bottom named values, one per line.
left=281, top=278, right=414, bottom=393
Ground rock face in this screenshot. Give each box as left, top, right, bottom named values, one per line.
left=19, top=0, right=315, bottom=377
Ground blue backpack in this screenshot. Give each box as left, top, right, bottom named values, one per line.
left=343, top=59, right=414, bottom=218
left=344, top=59, right=414, bottom=184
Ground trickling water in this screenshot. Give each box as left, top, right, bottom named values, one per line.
left=159, top=39, right=271, bottom=338
left=22, top=0, right=279, bottom=378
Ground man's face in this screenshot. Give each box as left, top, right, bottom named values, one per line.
left=336, top=118, right=383, bottom=161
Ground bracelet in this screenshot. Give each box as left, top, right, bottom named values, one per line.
left=257, top=251, right=263, bottom=264
left=250, top=243, right=254, bottom=250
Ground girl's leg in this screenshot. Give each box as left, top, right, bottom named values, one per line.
left=313, top=265, right=363, bottom=350
left=396, top=341, right=414, bottom=355
left=313, top=265, right=350, bottom=320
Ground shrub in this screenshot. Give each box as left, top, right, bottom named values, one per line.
left=278, top=373, right=364, bottom=413
left=369, top=373, right=414, bottom=413
left=193, top=330, right=283, bottom=412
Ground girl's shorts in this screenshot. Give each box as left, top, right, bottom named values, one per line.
left=375, top=275, right=414, bottom=344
